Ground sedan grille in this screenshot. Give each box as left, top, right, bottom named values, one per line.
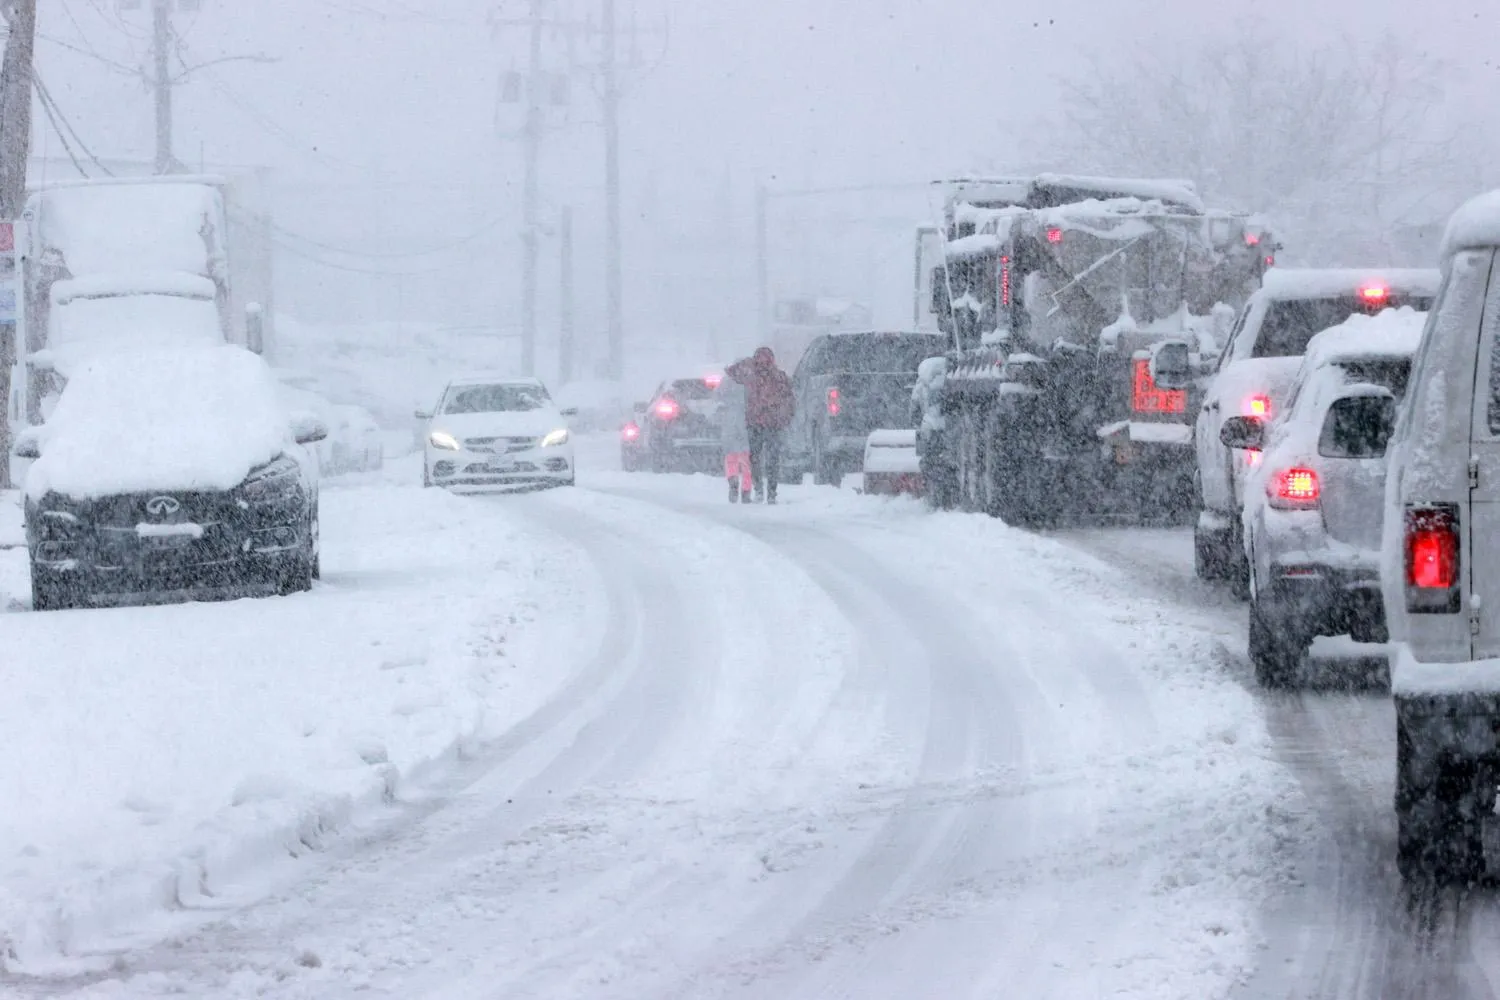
left=464, top=436, right=537, bottom=453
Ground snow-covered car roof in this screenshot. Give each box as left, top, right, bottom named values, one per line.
left=51, top=270, right=217, bottom=305
left=24, top=344, right=292, bottom=500
left=1301, top=307, right=1428, bottom=372
left=1258, top=268, right=1441, bottom=301
left=1031, top=173, right=1203, bottom=212
left=446, top=372, right=547, bottom=388
left=1441, top=190, right=1500, bottom=260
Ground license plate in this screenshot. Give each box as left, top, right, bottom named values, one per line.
left=487, top=457, right=517, bottom=472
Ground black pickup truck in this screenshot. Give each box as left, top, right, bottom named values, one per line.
left=785, top=331, right=949, bottom=486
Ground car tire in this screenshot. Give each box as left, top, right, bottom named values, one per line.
left=1248, top=596, right=1303, bottom=688
left=813, top=433, right=840, bottom=487
left=1193, top=517, right=1224, bottom=580
left=30, top=566, right=73, bottom=611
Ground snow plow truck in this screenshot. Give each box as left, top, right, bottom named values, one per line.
left=913, top=175, right=1277, bottom=526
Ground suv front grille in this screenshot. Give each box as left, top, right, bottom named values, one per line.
left=464, top=436, right=537, bottom=453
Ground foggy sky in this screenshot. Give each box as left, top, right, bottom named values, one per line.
left=21, top=0, right=1497, bottom=381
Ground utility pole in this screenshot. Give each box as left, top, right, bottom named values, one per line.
left=0, top=0, right=37, bottom=490
left=152, top=0, right=175, bottom=173
left=518, top=0, right=544, bottom=376
left=559, top=205, right=574, bottom=385
left=754, top=182, right=769, bottom=347
left=601, top=0, right=623, bottom=380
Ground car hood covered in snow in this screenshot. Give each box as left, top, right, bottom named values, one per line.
left=427, top=409, right=569, bottom=440
left=25, top=345, right=293, bottom=500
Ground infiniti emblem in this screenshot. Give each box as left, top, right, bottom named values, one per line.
left=145, top=495, right=182, bottom=517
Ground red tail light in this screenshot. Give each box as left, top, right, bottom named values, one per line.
left=1405, top=505, right=1461, bottom=613
left=1268, top=466, right=1320, bottom=509
left=1245, top=394, right=1271, bottom=419
left=654, top=398, right=680, bottom=420
left=1046, top=227, right=1064, bottom=244
left=621, top=422, right=640, bottom=441
left=999, top=255, right=1011, bottom=307
left=704, top=374, right=722, bottom=388
left=826, top=387, right=841, bottom=417
left=1265, top=255, right=1275, bottom=267
left=1244, top=233, right=1260, bottom=246
left=1130, top=358, right=1186, bottom=414
left=1359, top=285, right=1389, bottom=303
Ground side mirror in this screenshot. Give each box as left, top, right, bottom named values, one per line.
left=1319, top=391, right=1396, bottom=459
left=1148, top=339, right=1193, bottom=391
left=12, top=428, right=41, bottom=459
left=414, top=408, right=432, bottom=420
left=559, top=406, right=579, bottom=418
left=291, top=412, right=329, bottom=445
left=1219, top=415, right=1265, bottom=451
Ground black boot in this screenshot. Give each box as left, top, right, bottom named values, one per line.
left=728, top=479, right=740, bottom=503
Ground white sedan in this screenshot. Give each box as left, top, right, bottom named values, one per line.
left=417, top=375, right=577, bottom=490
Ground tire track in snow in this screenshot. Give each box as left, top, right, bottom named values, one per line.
left=1056, top=525, right=1500, bottom=1000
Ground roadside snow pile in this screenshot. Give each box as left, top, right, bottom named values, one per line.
left=0, top=468, right=599, bottom=972
left=25, top=346, right=287, bottom=499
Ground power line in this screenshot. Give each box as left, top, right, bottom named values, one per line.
left=32, top=74, right=90, bottom=178
left=267, top=215, right=504, bottom=260
left=33, top=72, right=115, bottom=176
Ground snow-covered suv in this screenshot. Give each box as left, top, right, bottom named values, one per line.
left=1194, top=268, right=1440, bottom=593
left=1220, top=309, right=1425, bottom=687
left=1382, top=191, right=1500, bottom=880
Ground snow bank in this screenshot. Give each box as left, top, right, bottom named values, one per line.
left=25, top=346, right=289, bottom=500
left=0, top=462, right=598, bottom=971
left=1441, top=189, right=1500, bottom=260
left=1260, top=267, right=1440, bottom=300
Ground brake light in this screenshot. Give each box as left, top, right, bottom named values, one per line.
left=1405, top=505, right=1462, bottom=613
left=827, top=387, right=841, bottom=417
left=704, top=374, right=722, bottom=388
left=1246, top=394, right=1271, bottom=419
left=1265, top=255, right=1275, bottom=267
left=999, top=255, right=1011, bottom=307
left=654, top=398, right=679, bottom=420
left=1359, top=285, right=1389, bottom=303
left=1244, top=233, right=1260, bottom=246
left=621, top=422, right=640, bottom=441
left=1268, top=466, right=1320, bottom=509
left=1130, top=358, right=1186, bottom=414
left=1046, top=227, right=1064, bottom=244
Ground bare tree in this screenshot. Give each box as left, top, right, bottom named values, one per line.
left=1051, top=25, right=1467, bottom=264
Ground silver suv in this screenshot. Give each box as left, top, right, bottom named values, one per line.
left=1220, top=311, right=1425, bottom=687
left=1194, top=269, right=1439, bottom=594
left=1383, top=191, right=1500, bottom=881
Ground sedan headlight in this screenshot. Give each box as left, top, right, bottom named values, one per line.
left=429, top=430, right=461, bottom=451
left=540, top=428, right=569, bottom=448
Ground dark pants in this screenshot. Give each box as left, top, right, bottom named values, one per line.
left=748, top=426, right=782, bottom=499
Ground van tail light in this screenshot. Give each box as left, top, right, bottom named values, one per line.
left=1267, top=466, right=1320, bottom=510
left=1245, top=394, right=1271, bottom=419
left=621, top=422, right=640, bottom=441
left=654, top=398, right=680, bottom=420
left=827, top=387, right=841, bottom=417
left=1405, top=504, right=1462, bottom=613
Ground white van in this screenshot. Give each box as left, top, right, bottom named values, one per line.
left=1382, top=189, right=1500, bottom=881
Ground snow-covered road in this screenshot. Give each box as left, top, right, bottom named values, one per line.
left=8, top=448, right=1497, bottom=997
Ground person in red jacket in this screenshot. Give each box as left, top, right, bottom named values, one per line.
left=726, top=347, right=796, bottom=504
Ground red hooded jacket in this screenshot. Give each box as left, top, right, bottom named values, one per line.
left=726, top=347, right=796, bottom=430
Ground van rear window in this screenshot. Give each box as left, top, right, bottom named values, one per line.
left=1253, top=296, right=1434, bottom=359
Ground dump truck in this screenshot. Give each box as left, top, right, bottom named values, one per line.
left=913, top=174, right=1277, bottom=525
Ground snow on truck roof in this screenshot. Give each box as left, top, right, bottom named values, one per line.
left=1031, top=174, right=1202, bottom=212
left=1441, top=190, right=1500, bottom=260
left=1258, top=267, right=1441, bottom=301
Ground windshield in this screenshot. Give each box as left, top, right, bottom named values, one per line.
left=820, top=334, right=948, bottom=373
left=1253, top=296, right=1435, bottom=358
left=441, top=383, right=550, bottom=414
